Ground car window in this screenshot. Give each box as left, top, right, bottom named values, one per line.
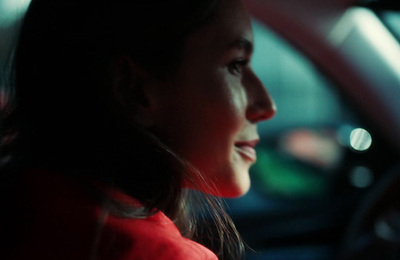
left=224, top=16, right=400, bottom=259
left=227, top=18, right=397, bottom=216
left=251, top=18, right=366, bottom=199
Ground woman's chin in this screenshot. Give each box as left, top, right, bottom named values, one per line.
left=208, top=172, right=252, bottom=198
left=218, top=181, right=251, bottom=198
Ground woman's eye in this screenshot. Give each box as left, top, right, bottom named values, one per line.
left=228, top=60, right=248, bottom=75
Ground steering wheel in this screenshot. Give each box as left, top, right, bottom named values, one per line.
left=339, top=164, right=400, bottom=260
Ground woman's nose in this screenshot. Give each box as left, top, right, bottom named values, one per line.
left=244, top=69, right=276, bottom=123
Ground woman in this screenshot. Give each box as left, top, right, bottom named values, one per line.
left=0, top=0, right=275, bottom=259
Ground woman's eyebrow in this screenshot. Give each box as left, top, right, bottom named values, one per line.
left=228, top=37, right=253, bottom=54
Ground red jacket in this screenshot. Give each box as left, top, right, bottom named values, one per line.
left=4, top=170, right=217, bottom=260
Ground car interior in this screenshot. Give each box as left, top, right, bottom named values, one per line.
left=0, top=0, right=400, bottom=259
left=225, top=0, right=400, bottom=259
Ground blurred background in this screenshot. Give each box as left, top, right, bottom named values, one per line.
left=229, top=1, right=400, bottom=259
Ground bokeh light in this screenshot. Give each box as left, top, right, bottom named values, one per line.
left=350, top=128, right=372, bottom=151
left=349, top=166, right=374, bottom=188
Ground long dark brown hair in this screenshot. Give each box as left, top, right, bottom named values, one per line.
left=1, top=0, right=245, bottom=259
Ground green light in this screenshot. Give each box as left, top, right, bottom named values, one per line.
left=253, top=148, right=327, bottom=198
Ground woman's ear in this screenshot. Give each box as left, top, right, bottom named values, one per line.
left=112, top=56, right=156, bottom=128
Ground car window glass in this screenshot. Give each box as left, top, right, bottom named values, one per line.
left=246, top=19, right=371, bottom=202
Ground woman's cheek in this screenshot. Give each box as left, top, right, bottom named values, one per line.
left=226, top=77, right=248, bottom=124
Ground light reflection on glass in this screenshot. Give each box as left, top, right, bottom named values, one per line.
left=0, top=0, right=31, bottom=27
left=350, top=128, right=372, bottom=151
left=329, top=7, right=400, bottom=80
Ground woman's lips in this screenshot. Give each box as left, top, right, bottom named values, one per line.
left=234, top=140, right=259, bottom=162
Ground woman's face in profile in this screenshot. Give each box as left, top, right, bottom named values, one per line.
left=150, top=0, right=276, bottom=197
